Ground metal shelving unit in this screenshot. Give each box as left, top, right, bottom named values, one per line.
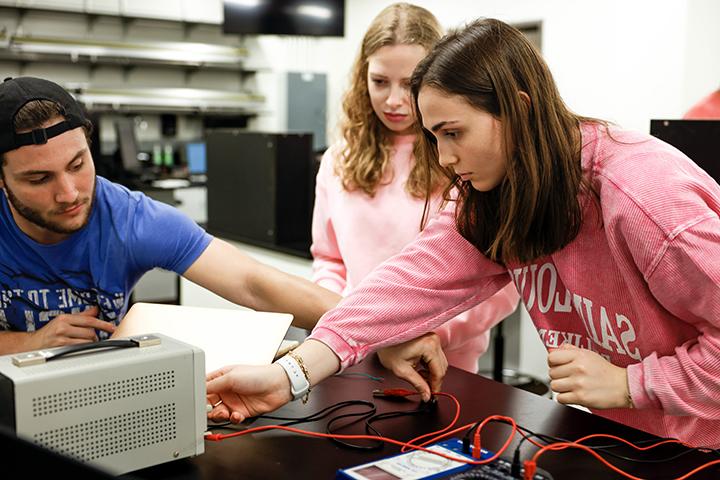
left=0, top=30, right=266, bottom=115
left=0, top=33, right=249, bottom=68
left=70, top=85, right=265, bottom=114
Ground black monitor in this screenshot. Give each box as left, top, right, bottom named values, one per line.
left=114, top=117, right=142, bottom=176
left=223, top=0, right=344, bottom=37
left=650, top=119, right=720, bottom=182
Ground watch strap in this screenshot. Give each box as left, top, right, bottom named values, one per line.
left=276, top=354, right=310, bottom=402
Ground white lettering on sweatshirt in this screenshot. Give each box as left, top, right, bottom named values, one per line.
left=512, top=263, right=641, bottom=361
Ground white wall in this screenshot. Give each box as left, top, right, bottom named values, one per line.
left=332, top=0, right=720, bottom=135
left=683, top=0, right=720, bottom=108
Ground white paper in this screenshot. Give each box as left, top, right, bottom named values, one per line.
left=112, top=302, right=293, bottom=373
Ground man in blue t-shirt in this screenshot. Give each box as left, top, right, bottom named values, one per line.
left=0, top=76, right=342, bottom=355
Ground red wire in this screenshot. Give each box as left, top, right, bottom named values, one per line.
left=399, top=392, right=462, bottom=452
left=528, top=439, right=720, bottom=480
left=206, top=424, right=502, bottom=465
left=206, top=391, right=720, bottom=479
left=473, top=415, right=517, bottom=463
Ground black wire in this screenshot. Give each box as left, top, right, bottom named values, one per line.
left=261, top=400, right=377, bottom=427
left=326, top=408, right=383, bottom=450
left=218, top=397, right=440, bottom=451
left=207, top=397, right=438, bottom=451
left=327, top=399, right=436, bottom=451
left=461, top=417, right=720, bottom=472
left=512, top=423, right=720, bottom=465
left=205, top=400, right=377, bottom=432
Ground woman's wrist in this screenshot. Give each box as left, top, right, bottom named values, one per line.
left=271, top=362, right=294, bottom=403
left=293, top=338, right=342, bottom=384
left=276, top=351, right=312, bottom=403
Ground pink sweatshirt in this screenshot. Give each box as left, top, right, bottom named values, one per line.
left=310, top=124, right=720, bottom=448
left=310, top=134, right=519, bottom=372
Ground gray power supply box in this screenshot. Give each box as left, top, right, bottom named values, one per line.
left=0, top=334, right=206, bottom=475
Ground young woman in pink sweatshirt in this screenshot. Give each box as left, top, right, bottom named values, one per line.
left=208, top=18, right=720, bottom=448
left=310, top=3, right=518, bottom=373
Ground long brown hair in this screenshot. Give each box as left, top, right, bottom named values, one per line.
left=411, top=18, right=601, bottom=264
left=338, top=2, right=445, bottom=197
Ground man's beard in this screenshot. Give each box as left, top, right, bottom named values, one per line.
left=4, top=178, right=96, bottom=235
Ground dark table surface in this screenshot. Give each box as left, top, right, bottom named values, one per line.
left=131, top=356, right=719, bottom=480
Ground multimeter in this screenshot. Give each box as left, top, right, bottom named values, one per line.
left=336, top=438, right=488, bottom=480
left=336, top=438, right=554, bottom=480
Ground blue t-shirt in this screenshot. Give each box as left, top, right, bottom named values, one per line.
left=0, top=177, right=212, bottom=337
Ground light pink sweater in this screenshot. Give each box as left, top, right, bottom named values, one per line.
left=310, top=134, right=519, bottom=372
left=310, top=124, right=720, bottom=448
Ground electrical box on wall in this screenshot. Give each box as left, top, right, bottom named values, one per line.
left=205, top=130, right=314, bottom=255
left=287, top=72, right=327, bottom=151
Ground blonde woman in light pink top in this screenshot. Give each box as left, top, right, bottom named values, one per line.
left=310, top=3, right=518, bottom=373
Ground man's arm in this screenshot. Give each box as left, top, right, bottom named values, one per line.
left=0, top=306, right=115, bottom=355
left=182, top=238, right=341, bottom=329
left=0, top=330, right=42, bottom=355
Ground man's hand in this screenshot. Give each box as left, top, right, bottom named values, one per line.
left=31, top=306, right=115, bottom=349
left=206, top=363, right=292, bottom=424
left=377, top=332, right=448, bottom=402
left=548, top=343, right=631, bottom=409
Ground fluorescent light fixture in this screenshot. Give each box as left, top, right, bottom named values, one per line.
left=297, top=5, right=332, bottom=19
left=226, top=0, right=262, bottom=8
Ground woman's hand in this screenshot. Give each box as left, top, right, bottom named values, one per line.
left=548, top=343, right=631, bottom=409
left=377, top=332, right=448, bottom=401
left=206, top=363, right=292, bottom=423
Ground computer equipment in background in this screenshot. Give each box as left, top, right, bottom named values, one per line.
left=205, top=131, right=314, bottom=254
left=223, top=0, right=345, bottom=37
left=650, top=119, right=720, bottom=182
left=185, top=141, right=207, bottom=181
left=160, top=113, right=177, bottom=137
left=115, top=117, right=142, bottom=178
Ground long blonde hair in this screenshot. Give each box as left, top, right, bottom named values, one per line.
left=338, top=2, right=444, bottom=197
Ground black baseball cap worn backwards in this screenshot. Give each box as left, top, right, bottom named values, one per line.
left=0, top=76, right=87, bottom=155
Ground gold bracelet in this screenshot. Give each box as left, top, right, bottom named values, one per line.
left=287, top=350, right=311, bottom=404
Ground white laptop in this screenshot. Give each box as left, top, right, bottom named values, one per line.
left=112, top=302, right=293, bottom=373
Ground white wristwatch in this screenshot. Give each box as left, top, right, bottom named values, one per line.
left=275, top=354, right=310, bottom=401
